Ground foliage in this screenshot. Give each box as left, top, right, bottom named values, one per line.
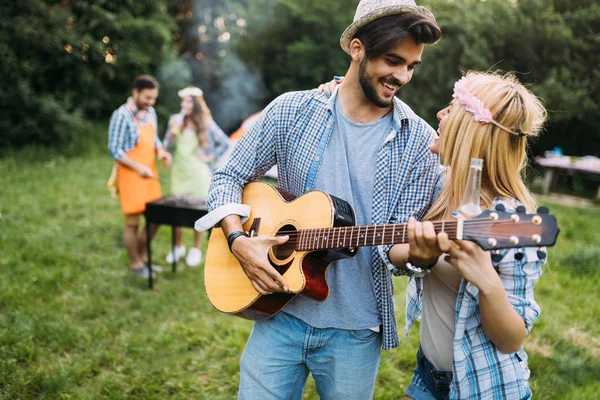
left=235, top=0, right=600, bottom=156
left=0, top=138, right=599, bottom=398
left=0, top=0, right=176, bottom=153
left=3, top=0, right=597, bottom=156
left=235, top=0, right=357, bottom=96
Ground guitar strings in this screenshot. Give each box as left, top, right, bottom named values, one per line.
left=245, top=220, right=542, bottom=237
left=246, top=224, right=540, bottom=237
left=247, top=232, right=543, bottom=241
left=244, top=219, right=541, bottom=233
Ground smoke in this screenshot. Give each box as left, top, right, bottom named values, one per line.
left=178, top=0, right=270, bottom=134
left=154, top=59, right=193, bottom=132
left=208, top=54, right=267, bottom=133
left=157, top=58, right=193, bottom=107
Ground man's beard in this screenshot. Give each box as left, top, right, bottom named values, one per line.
left=358, top=57, right=401, bottom=108
left=136, top=101, right=149, bottom=111
left=133, top=97, right=149, bottom=111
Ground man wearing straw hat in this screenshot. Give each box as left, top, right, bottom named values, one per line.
left=198, top=0, right=442, bottom=398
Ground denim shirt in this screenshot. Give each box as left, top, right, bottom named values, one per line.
left=208, top=88, right=439, bottom=350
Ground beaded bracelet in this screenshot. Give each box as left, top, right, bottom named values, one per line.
left=403, top=257, right=437, bottom=278
left=407, top=256, right=437, bottom=270
left=404, top=261, right=433, bottom=278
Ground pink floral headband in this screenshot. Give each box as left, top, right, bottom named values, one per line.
left=453, top=77, right=526, bottom=137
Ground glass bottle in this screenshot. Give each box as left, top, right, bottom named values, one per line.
left=457, top=158, right=483, bottom=218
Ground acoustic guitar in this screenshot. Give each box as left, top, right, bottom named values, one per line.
left=204, top=182, right=559, bottom=321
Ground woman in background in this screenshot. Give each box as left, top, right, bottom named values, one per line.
left=164, top=86, right=230, bottom=267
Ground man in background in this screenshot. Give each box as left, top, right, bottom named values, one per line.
left=108, top=75, right=171, bottom=278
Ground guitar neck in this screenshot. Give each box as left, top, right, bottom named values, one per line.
left=295, top=221, right=461, bottom=251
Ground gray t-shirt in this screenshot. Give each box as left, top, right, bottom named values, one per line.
left=284, top=97, right=393, bottom=330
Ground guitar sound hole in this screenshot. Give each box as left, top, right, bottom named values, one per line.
left=271, top=224, right=297, bottom=261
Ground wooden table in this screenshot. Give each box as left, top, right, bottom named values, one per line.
left=535, top=156, right=600, bottom=198
left=144, top=196, right=208, bottom=289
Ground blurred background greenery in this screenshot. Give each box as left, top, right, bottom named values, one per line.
left=1, top=0, right=599, bottom=157
left=1, top=1, right=599, bottom=398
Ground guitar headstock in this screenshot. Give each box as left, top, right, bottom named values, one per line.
left=463, top=206, right=559, bottom=250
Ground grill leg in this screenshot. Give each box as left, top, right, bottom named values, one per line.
left=172, top=225, right=177, bottom=273
left=146, top=222, right=153, bottom=289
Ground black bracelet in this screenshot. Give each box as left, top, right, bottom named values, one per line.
left=227, top=231, right=249, bottom=253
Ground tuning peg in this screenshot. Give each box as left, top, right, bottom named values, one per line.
left=491, top=252, right=504, bottom=263
left=495, top=204, right=506, bottom=212
left=537, top=206, right=549, bottom=214
left=514, top=251, right=524, bottom=261
left=537, top=250, right=547, bottom=260
left=516, top=205, right=526, bottom=213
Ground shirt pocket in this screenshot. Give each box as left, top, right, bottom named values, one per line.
left=350, top=329, right=380, bottom=341
left=494, top=248, right=542, bottom=278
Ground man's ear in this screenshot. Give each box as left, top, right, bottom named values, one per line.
left=132, top=88, right=138, bottom=98
left=349, top=38, right=365, bottom=62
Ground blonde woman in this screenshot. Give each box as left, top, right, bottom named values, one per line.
left=396, top=72, right=546, bottom=400
left=321, top=71, right=547, bottom=399
left=163, top=87, right=231, bottom=266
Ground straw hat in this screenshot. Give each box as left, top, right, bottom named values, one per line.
left=178, top=86, right=204, bottom=98
left=340, top=0, right=436, bottom=54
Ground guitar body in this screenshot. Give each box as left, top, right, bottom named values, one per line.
left=204, top=182, right=356, bottom=321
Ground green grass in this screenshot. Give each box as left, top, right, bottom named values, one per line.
left=1, top=142, right=599, bottom=399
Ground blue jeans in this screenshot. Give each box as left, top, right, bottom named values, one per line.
left=406, top=346, right=452, bottom=400
left=238, top=311, right=382, bottom=400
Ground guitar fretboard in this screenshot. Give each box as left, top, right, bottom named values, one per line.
left=294, top=221, right=461, bottom=251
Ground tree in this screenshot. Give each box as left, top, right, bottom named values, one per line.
left=235, top=0, right=357, bottom=96
left=0, top=0, right=176, bottom=151
left=234, top=0, right=600, bottom=156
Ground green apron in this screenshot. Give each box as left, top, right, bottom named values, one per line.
left=170, top=130, right=211, bottom=197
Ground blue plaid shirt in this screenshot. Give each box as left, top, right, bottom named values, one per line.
left=208, top=88, right=439, bottom=350
left=405, top=198, right=545, bottom=399
left=108, top=98, right=162, bottom=160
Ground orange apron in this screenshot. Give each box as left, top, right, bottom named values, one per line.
left=117, top=107, right=161, bottom=215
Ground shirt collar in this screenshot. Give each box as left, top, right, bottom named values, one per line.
left=317, top=87, right=414, bottom=127
left=391, top=97, right=412, bottom=124
left=126, top=97, right=139, bottom=115
left=127, top=97, right=154, bottom=125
